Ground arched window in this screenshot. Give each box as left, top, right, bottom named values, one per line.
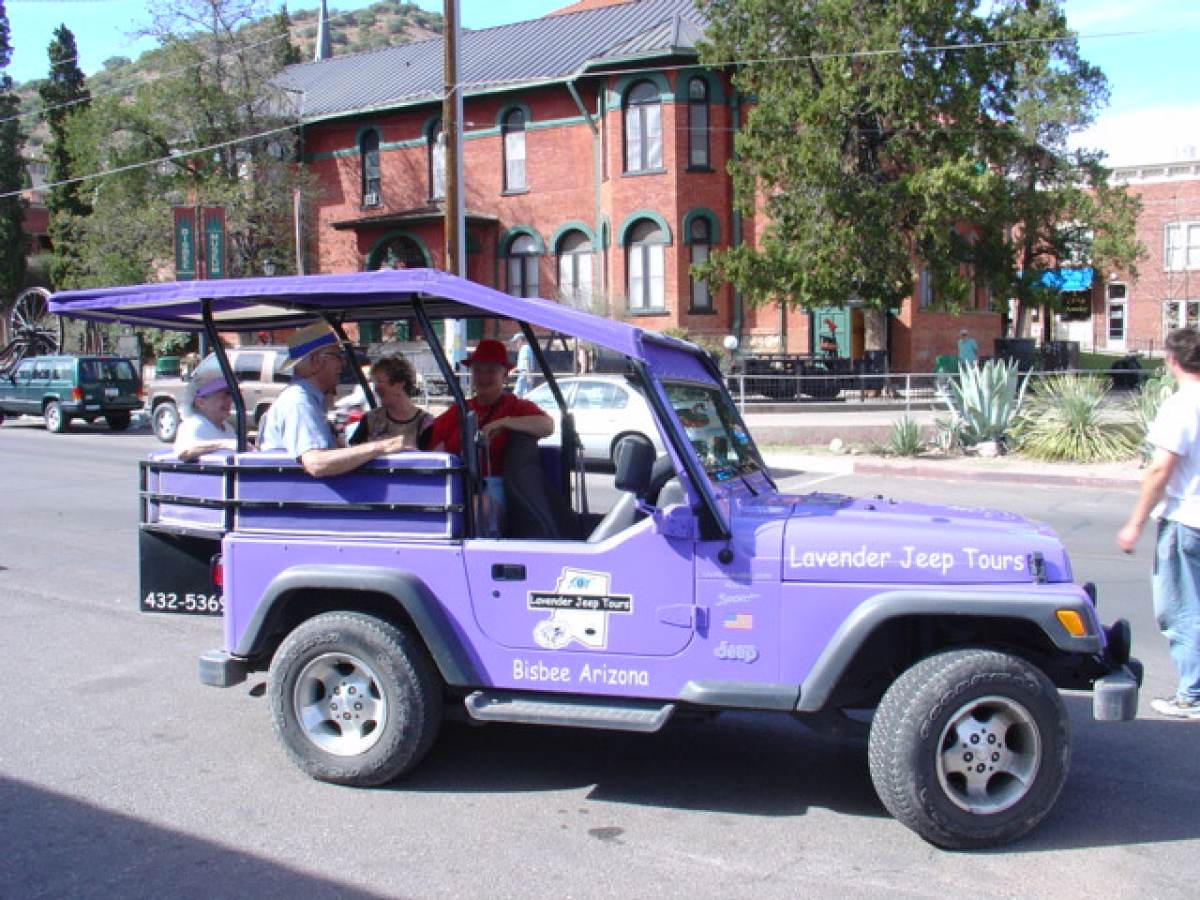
left=502, top=108, right=526, bottom=192
left=557, top=231, right=593, bottom=304
left=360, top=129, right=381, bottom=207
left=506, top=234, right=540, bottom=298
left=687, top=78, right=709, bottom=169
left=624, top=81, right=662, bottom=174
left=428, top=119, right=445, bottom=201
left=371, top=236, right=426, bottom=270
left=626, top=220, right=666, bottom=312
left=688, top=217, right=713, bottom=312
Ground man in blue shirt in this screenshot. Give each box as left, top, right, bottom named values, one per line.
left=957, top=328, right=979, bottom=367
left=258, top=323, right=407, bottom=477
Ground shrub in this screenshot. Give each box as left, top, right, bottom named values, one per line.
left=1127, top=369, right=1176, bottom=461
left=886, top=415, right=924, bottom=457
left=940, top=358, right=1029, bottom=449
left=1012, top=374, right=1140, bottom=462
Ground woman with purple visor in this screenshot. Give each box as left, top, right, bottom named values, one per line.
left=173, top=371, right=239, bottom=461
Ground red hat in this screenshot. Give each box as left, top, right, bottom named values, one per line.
left=461, top=339, right=513, bottom=370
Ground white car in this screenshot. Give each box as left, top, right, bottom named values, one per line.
left=525, top=375, right=664, bottom=465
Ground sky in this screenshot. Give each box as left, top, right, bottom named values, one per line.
left=4, top=0, right=1200, bottom=167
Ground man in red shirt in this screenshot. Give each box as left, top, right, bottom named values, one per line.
left=429, top=338, right=554, bottom=476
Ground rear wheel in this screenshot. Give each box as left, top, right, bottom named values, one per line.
left=153, top=402, right=179, bottom=443
left=269, top=612, right=442, bottom=787
left=105, top=411, right=132, bottom=431
left=44, top=401, right=69, bottom=433
left=868, top=648, right=1068, bottom=849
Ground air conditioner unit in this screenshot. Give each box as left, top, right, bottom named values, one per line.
left=363, top=191, right=380, bottom=207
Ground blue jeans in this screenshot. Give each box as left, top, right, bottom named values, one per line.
left=1153, top=519, right=1200, bottom=701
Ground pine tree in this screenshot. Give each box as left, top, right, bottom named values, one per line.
left=272, top=4, right=302, bottom=69
left=39, top=24, right=92, bottom=290
left=0, top=0, right=27, bottom=319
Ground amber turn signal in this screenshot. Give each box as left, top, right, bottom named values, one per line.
left=1056, top=609, right=1086, bottom=637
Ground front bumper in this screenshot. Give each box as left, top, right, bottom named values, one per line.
left=1093, top=659, right=1141, bottom=721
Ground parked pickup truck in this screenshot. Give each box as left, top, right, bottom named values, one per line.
left=146, top=346, right=291, bottom=443
left=50, top=270, right=1141, bottom=850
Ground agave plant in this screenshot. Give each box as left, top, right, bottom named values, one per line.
left=941, top=358, right=1030, bottom=448
left=1012, top=374, right=1141, bottom=462
left=886, top=415, right=924, bottom=457
left=1127, top=369, right=1176, bottom=456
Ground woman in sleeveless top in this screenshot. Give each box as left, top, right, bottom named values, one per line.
left=349, top=354, right=433, bottom=450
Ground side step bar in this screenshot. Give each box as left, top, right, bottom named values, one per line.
left=464, top=690, right=675, bottom=733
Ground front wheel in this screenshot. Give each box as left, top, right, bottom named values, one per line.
left=868, top=648, right=1069, bottom=849
left=153, top=402, right=179, bottom=443
left=268, top=612, right=442, bottom=787
left=44, top=401, right=69, bottom=433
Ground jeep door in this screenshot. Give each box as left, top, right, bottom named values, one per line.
left=9, top=359, right=39, bottom=414
left=464, top=515, right=696, bottom=659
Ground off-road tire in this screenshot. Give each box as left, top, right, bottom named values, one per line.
left=105, top=411, right=132, bottom=431
left=868, top=648, right=1069, bottom=849
left=153, top=402, right=179, bottom=443
left=269, top=612, right=442, bottom=787
left=44, top=401, right=68, bottom=433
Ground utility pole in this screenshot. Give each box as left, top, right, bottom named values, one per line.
left=442, top=0, right=466, bottom=360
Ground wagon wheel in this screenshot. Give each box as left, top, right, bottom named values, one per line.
left=10, top=287, right=62, bottom=353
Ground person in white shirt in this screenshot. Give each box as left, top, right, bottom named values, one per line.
left=173, top=371, right=238, bottom=461
left=1118, top=327, right=1200, bottom=718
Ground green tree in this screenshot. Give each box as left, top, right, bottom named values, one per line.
left=697, top=0, right=1139, bottom=333
left=63, top=0, right=314, bottom=292
left=272, top=4, right=302, bottom=68
left=0, top=0, right=27, bottom=322
left=39, top=24, right=92, bottom=291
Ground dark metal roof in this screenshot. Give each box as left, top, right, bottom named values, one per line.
left=279, top=0, right=708, bottom=122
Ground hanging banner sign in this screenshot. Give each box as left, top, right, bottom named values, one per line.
left=202, top=206, right=226, bottom=280
left=173, top=207, right=197, bottom=281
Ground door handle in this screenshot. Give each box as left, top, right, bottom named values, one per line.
left=491, top=564, right=526, bottom=581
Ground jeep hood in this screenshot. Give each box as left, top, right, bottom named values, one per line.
left=734, top=492, right=1071, bottom=584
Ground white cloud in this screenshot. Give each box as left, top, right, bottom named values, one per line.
left=1072, top=105, right=1200, bottom=166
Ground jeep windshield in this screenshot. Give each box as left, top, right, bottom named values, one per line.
left=663, top=380, right=761, bottom=484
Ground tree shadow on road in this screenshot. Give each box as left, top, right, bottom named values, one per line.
left=397, top=710, right=886, bottom=821
left=0, top=775, right=392, bottom=899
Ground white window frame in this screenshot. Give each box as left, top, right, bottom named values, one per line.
left=1106, top=282, right=1127, bottom=350
left=1165, top=221, right=1200, bottom=271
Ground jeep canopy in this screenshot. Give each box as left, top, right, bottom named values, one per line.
left=48, top=269, right=691, bottom=364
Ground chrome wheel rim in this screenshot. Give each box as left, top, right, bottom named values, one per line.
left=936, top=694, right=1041, bottom=814
left=156, top=406, right=177, bottom=439
left=293, top=652, right=388, bottom=757
left=45, top=405, right=61, bottom=430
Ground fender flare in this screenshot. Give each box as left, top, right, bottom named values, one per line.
left=795, top=589, right=1101, bottom=712
left=235, top=564, right=482, bottom=687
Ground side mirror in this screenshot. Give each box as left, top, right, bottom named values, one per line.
left=613, top=435, right=655, bottom=497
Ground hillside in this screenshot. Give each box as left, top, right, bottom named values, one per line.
left=14, top=1, right=445, bottom=159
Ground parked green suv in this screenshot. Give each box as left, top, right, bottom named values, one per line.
left=0, top=355, right=142, bottom=432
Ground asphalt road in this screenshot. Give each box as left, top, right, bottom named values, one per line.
left=1, top=419, right=1197, bottom=899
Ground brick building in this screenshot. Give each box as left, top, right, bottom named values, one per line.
left=283, top=0, right=999, bottom=370
left=1074, top=156, right=1200, bottom=355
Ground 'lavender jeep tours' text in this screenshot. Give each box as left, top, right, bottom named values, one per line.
left=50, top=270, right=1140, bottom=849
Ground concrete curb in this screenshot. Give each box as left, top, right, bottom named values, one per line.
left=763, top=452, right=1142, bottom=491
left=851, top=460, right=1141, bottom=490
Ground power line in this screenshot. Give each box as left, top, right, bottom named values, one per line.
left=0, top=119, right=302, bottom=200
left=1, top=29, right=296, bottom=127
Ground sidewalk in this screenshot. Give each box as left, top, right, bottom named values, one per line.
left=762, top=448, right=1143, bottom=491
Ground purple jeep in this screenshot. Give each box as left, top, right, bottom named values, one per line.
left=51, top=270, right=1140, bottom=849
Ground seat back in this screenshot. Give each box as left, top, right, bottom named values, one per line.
left=586, top=454, right=680, bottom=544
left=503, top=433, right=577, bottom=540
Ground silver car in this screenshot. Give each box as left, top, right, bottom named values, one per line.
left=525, top=375, right=664, bottom=465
